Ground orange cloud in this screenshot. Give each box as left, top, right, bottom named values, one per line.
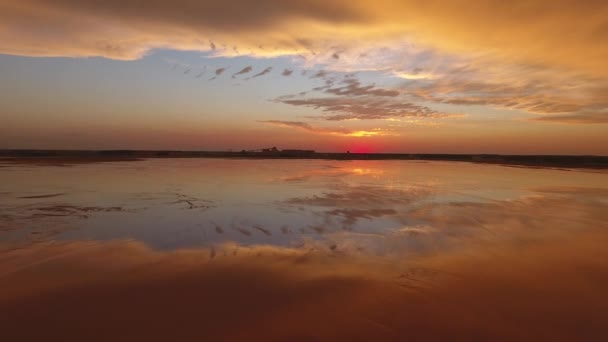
left=1, top=0, right=607, bottom=127
left=259, top=120, right=389, bottom=137
left=1, top=0, right=606, bottom=78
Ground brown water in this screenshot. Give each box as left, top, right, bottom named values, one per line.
left=1, top=158, right=607, bottom=340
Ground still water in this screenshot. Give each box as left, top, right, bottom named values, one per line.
left=1, top=158, right=606, bottom=252
left=2, top=158, right=608, bottom=340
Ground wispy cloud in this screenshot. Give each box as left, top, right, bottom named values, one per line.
left=232, top=66, right=253, bottom=78
left=274, top=75, right=448, bottom=121
left=215, top=67, right=227, bottom=76
left=208, top=67, right=227, bottom=80
left=251, top=67, right=273, bottom=78
left=277, top=97, right=443, bottom=121
left=530, top=111, right=608, bottom=124
left=325, top=78, right=399, bottom=97
left=259, top=120, right=390, bottom=137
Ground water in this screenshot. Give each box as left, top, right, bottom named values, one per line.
left=2, top=158, right=608, bottom=340
left=2, top=158, right=606, bottom=253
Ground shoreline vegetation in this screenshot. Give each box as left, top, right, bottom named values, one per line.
left=1, top=149, right=607, bottom=169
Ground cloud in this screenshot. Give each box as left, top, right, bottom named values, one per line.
left=208, top=67, right=227, bottom=80
left=395, top=64, right=608, bottom=122
left=259, top=120, right=388, bottom=137
left=325, top=78, right=399, bottom=97
left=530, top=111, right=608, bottom=124
left=231, top=66, right=253, bottom=78
left=281, top=69, right=294, bottom=76
left=274, top=75, right=434, bottom=122
left=310, top=70, right=330, bottom=79
left=2, top=0, right=608, bottom=128
left=275, top=95, right=444, bottom=121
left=1, top=0, right=606, bottom=79
left=251, top=66, right=272, bottom=78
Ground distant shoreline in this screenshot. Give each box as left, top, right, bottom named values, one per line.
left=1, top=150, right=607, bottom=169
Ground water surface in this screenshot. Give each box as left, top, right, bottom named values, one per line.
left=1, top=158, right=607, bottom=340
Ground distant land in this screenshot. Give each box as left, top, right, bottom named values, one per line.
left=1, top=149, right=607, bottom=169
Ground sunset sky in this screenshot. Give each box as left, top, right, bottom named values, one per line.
left=1, top=0, right=607, bottom=154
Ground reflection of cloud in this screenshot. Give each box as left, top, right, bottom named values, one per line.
left=286, top=185, right=432, bottom=208
left=325, top=208, right=397, bottom=227
left=3, top=229, right=608, bottom=340
left=406, top=192, right=608, bottom=238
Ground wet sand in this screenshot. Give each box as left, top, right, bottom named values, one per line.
left=1, top=231, right=608, bottom=341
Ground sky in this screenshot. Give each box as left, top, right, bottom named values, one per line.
left=1, top=0, right=607, bottom=154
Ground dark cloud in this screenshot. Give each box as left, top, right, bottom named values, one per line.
left=19, top=0, right=363, bottom=33
left=281, top=69, right=294, bottom=76
left=274, top=72, right=449, bottom=122
left=251, top=67, right=272, bottom=78
left=1, top=0, right=607, bottom=83
left=325, top=78, right=399, bottom=97
left=276, top=96, right=442, bottom=121
left=310, top=70, right=329, bottom=79
left=232, top=66, right=253, bottom=78
left=208, top=67, right=226, bottom=81
left=332, top=52, right=340, bottom=59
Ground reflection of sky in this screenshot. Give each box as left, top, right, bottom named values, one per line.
left=1, top=159, right=607, bottom=253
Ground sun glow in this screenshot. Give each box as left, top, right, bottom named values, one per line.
left=342, top=130, right=381, bottom=137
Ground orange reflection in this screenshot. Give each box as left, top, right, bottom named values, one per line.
left=2, top=229, right=608, bottom=340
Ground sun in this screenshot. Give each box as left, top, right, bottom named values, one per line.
left=349, top=142, right=374, bottom=153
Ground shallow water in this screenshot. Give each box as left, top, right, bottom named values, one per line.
left=1, top=158, right=608, bottom=340
left=1, top=158, right=607, bottom=252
